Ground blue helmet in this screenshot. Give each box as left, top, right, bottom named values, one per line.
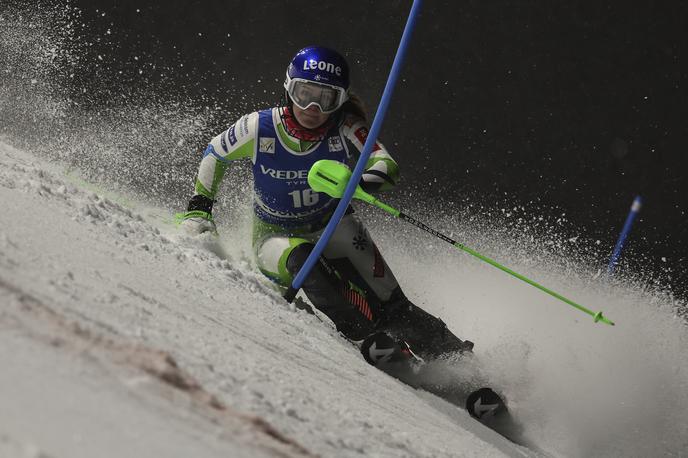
left=284, top=46, right=350, bottom=113
left=286, top=46, right=350, bottom=89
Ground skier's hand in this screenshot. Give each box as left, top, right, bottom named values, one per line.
left=177, top=210, right=217, bottom=235
left=360, top=164, right=396, bottom=193
left=359, top=175, right=381, bottom=193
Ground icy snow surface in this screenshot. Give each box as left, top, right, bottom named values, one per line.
left=2, top=134, right=688, bottom=457
left=0, top=140, right=534, bottom=457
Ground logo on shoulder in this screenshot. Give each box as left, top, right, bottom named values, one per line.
left=259, top=137, right=275, bottom=153
left=354, top=126, right=369, bottom=145
left=328, top=136, right=343, bottom=152
left=220, top=133, right=228, bottom=152
left=240, top=116, right=250, bottom=137
left=227, top=125, right=237, bottom=146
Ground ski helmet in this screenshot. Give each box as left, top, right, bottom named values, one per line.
left=284, top=46, right=350, bottom=114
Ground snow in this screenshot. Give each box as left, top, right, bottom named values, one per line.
left=0, top=140, right=530, bottom=457
left=3, top=2, right=688, bottom=455
left=1, top=117, right=688, bottom=458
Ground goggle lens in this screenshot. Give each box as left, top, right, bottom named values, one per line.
left=288, top=79, right=346, bottom=113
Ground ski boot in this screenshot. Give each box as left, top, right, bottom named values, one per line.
left=376, top=290, right=475, bottom=361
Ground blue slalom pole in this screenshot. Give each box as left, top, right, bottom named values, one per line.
left=284, top=0, right=424, bottom=302
left=607, top=195, right=643, bottom=275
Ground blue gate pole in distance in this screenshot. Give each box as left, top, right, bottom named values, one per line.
left=607, top=195, right=643, bottom=275
left=284, top=0, right=424, bottom=302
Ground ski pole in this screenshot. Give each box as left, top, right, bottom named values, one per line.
left=308, top=159, right=616, bottom=326
left=607, top=195, right=642, bottom=276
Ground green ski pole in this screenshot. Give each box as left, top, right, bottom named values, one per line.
left=308, top=159, right=615, bottom=326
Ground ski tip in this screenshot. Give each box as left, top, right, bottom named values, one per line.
left=466, top=387, right=507, bottom=421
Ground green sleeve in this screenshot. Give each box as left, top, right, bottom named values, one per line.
left=193, top=112, right=258, bottom=200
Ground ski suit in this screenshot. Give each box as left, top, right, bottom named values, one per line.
left=188, top=107, right=471, bottom=361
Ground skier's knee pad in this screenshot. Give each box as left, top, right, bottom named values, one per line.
left=286, top=243, right=333, bottom=290
left=286, top=242, right=341, bottom=291
left=285, top=242, right=314, bottom=276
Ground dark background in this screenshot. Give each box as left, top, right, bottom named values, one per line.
left=65, top=0, right=688, bottom=295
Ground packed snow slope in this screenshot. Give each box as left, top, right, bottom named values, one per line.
left=2, top=135, right=688, bottom=458
left=0, top=140, right=540, bottom=457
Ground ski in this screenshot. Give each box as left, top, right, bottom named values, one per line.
left=466, top=387, right=507, bottom=421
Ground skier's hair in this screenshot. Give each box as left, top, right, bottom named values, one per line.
left=339, top=92, right=367, bottom=123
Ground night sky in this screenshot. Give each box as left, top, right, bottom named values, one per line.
left=32, top=1, right=688, bottom=294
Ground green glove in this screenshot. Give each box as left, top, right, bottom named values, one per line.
left=176, top=210, right=217, bottom=235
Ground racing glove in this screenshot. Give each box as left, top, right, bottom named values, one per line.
left=360, top=160, right=397, bottom=193
left=177, top=195, right=217, bottom=235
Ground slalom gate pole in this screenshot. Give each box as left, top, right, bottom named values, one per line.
left=284, top=0, right=424, bottom=303
left=306, top=159, right=617, bottom=326
left=607, top=195, right=643, bottom=276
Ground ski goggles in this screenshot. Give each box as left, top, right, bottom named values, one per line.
left=284, top=77, right=348, bottom=114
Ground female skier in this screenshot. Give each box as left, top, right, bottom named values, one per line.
left=178, top=46, right=475, bottom=376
